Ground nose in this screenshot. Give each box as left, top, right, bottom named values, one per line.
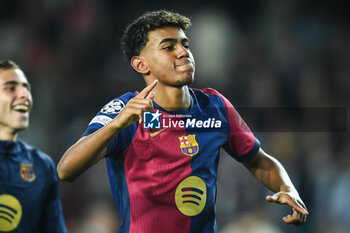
left=17, top=85, right=31, bottom=100
left=176, top=45, right=190, bottom=58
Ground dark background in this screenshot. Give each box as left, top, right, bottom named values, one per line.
left=1, top=0, right=349, bottom=232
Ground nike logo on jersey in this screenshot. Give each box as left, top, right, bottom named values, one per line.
left=149, top=128, right=168, bottom=137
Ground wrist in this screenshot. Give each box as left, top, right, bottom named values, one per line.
left=107, top=119, right=125, bottom=134
left=280, top=184, right=298, bottom=194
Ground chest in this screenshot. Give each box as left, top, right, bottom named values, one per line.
left=123, top=125, right=227, bottom=172
left=0, top=156, right=47, bottom=209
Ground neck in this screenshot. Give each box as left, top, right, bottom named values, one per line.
left=0, top=127, right=18, bottom=141
left=152, top=84, right=191, bottom=111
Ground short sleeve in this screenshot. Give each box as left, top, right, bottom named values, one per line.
left=83, top=92, right=138, bottom=156
left=219, top=94, right=260, bottom=162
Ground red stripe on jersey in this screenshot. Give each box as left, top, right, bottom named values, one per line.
left=123, top=116, right=192, bottom=232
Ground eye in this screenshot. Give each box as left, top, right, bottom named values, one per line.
left=182, top=43, right=190, bottom=49
left=163, top=45, right=175, bottom=51
left=23, top=83, right=31, bottom=92
left=4, top=85, right=15, bottom=92
left=181, top=39, right=190, bottom=49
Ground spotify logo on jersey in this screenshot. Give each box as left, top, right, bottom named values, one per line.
left=0, top=194, right=22, bottom=231
left=175, top=176, right=207, bottom=216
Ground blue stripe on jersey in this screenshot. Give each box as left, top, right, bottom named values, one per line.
left=106, top=156, right=130, bottom=233
left=188, top=89, right=227, bottom=232
left=190, top=153, right=219, bottom=233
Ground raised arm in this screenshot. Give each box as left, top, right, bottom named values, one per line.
left=57, top=80, right=158, bottom=182
left=243, top=148, right=309, bottom=225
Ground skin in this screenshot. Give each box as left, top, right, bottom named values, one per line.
left=57, top=26, right=308, bottom=225
left=0, top=68, right=32, bottom=141
left=132, top=27, right=195, bottom=110
left=57, top=27, right=195, bottom=180
left=244, top=149, right=308, bottom=225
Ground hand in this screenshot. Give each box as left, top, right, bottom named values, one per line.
left=112, top=79, right=158, bottom=129
left=266, top=191, right=308, bottom=226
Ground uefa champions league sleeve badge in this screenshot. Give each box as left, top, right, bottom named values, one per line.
left=101, top=99, right=125, bottom=114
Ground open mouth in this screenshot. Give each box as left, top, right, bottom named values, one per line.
left=13, top=105, right=29, bottom=113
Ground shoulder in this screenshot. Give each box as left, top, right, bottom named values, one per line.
left=192, top=87, right=221, bottom=96
left=194, top=87, right=221, bottom=95
left=115, top=92, right=137, bottom=103
left=18, top=140, right=55, bottom=172
left=85, top=92, right=137, bottom=134
left=191, top=88, right=230, bottom=107
left=191, top=88, right=227, bottom=101
left=92, top=92, right=137, bottom=122
left=100, top=92, right=137, bottom=115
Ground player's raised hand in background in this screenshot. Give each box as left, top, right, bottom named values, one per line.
left=112, top=79, right=158, bottom=129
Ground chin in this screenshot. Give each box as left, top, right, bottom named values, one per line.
left=15, top=126, right=28, bottom=132
left=175, top=74, right=194, bottom=87
left=14, top=122, right=29, bottom=131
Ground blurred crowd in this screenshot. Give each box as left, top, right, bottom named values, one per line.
left=1, top=0, right=349, bottom=232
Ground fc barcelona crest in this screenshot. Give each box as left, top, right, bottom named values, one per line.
left=178, top=134, right=199, bottom=157
left=20, top=164, right=36, bottom=182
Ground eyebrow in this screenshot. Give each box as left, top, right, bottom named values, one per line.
left=158, top=38, right=189, bottom=47
left=3, top=80, right=31, bottom=89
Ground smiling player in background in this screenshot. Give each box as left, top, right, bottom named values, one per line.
left=57, top=10, right=308, bottom=232
left=0, top=60, right=68, bottom=233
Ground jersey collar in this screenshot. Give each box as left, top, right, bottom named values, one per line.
left=152, top=88, right=196, bottom=115
left=0, top=139, right=22, bottom=155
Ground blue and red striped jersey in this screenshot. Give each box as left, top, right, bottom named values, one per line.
left=84, top=88, right=260, bottom=233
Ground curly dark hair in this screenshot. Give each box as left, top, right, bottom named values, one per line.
left=120, top=10, right=191, bottom=62
left=0, top=60, right=20, bottom=70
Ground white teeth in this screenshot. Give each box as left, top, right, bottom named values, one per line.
left=14, top=105, right=29, bottom=112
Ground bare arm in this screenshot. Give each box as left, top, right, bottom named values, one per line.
left=57, top=80, right=158, bottom=182
left=57, top=124, right=119, bottom=182
left=243, top=148, right=308, bottom=225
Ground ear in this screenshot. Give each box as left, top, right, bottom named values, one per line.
left=131, top=56, right=150, bottom=75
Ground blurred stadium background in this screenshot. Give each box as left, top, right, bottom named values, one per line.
left=1, top=0, right=349, bottom=232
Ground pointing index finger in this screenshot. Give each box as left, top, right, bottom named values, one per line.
left=137, top=79, right=158, bottom=99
